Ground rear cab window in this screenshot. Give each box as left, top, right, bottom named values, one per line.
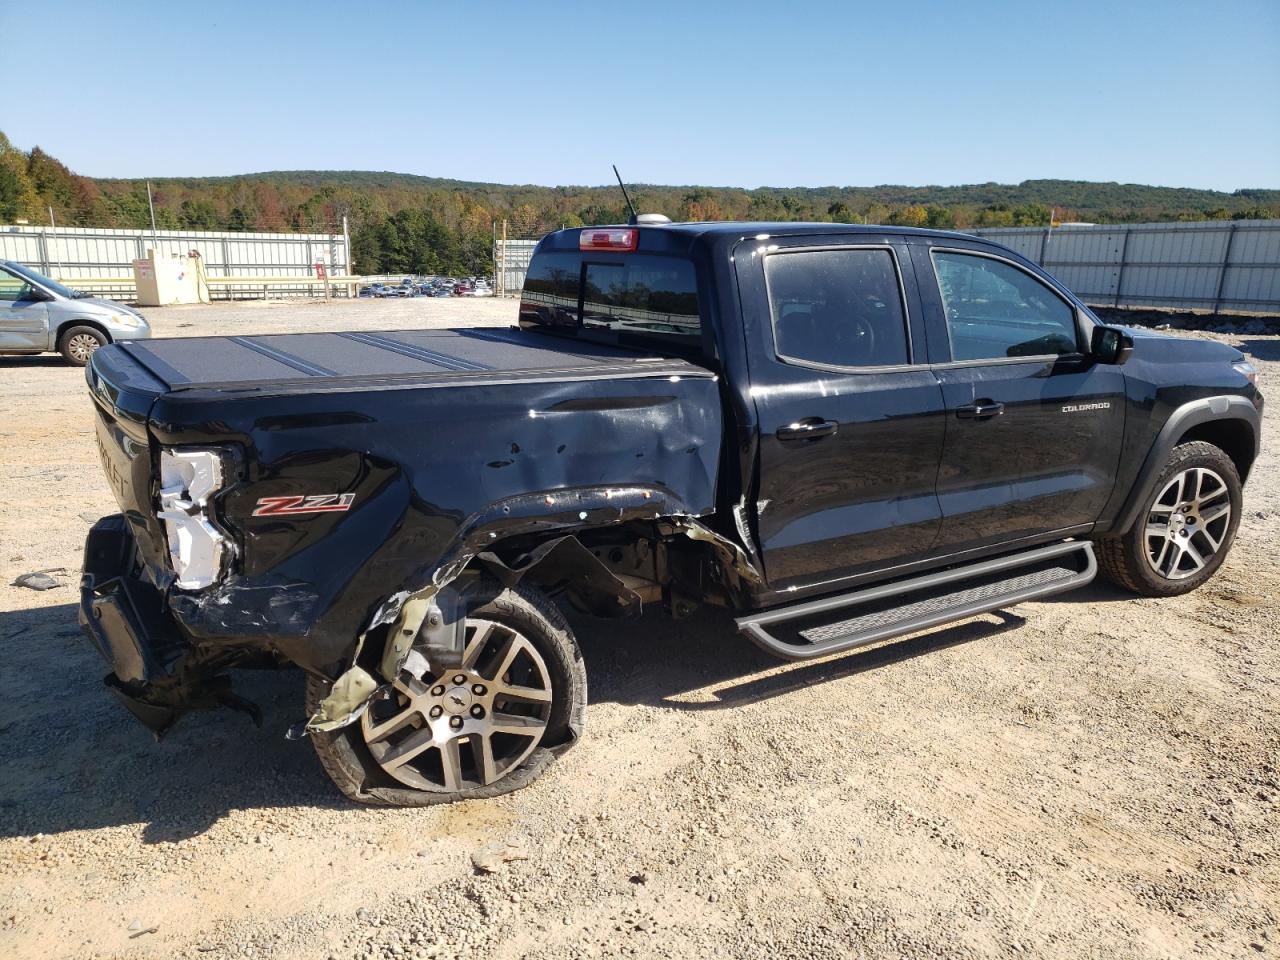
left=520, top=241, right=703, bottom=354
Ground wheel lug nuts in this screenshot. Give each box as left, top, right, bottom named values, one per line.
left=453, top=675, right=467, bottom=685
left=471, top=705, right=485, bottom=718
left=449, top=716, right=463, bottom=729
left=431, top=685, right=445, bottom=696
left=472, top=684, right=487, bottom=696
left=429, top=705, right=443, bottom=719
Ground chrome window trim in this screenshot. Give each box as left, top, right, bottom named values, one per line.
left=763, top=243, right=916, bottom=375
left=928, top=246, right=1084, bottom=364
left=928, top=354, right=1061, bottom=371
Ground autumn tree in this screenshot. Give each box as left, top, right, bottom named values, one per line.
left=888, top=205, right=928, bottom=227
left=0, top=132, right=41, bottom=222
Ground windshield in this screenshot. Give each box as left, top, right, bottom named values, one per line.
left=4, top=261, right=83, bottom=299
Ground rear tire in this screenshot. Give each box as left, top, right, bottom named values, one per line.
left=307, top=580, right=586, bottom=806
left=58, top=325, right=108, bottom=366
left=1097, top=441, right=1242, bottom=597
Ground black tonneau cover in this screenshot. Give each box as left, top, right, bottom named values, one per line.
left=121, top=327, right=696, bottom=392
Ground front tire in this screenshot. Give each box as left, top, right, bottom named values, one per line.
left=308, top=581, right=586, bottom=806
left=58, top=325, right=108, bottom=366
left=1097, top=441, right=1242, bottom=597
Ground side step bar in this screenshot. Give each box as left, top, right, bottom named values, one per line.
left=736, top=541, right=1097, bottom=662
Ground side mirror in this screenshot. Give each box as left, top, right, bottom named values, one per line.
left=1091, top=325, right=1134, bottom=365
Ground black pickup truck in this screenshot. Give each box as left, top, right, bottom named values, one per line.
left=80, top=221, right=1263, bottom=805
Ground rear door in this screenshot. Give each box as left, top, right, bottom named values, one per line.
left=737, top=236, right=948, bottom=592
left=0, top=266, right=50, bottom=350
left=909, top=241, right=1126, bottom=553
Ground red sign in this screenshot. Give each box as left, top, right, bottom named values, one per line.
left=314, top=261, right=327, bottom=280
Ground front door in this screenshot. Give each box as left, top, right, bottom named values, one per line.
left=0, top=266, right=49, bottom=350
left=739, top=238, right=947, bottom=592
left=911, top=243, right=1126, bottom=554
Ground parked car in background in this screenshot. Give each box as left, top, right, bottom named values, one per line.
left=0, top=259, right=150, bottom=366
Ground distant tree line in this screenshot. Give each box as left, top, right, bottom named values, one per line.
left=2, top=131, right=1277, bottom=277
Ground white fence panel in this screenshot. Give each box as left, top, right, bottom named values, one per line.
left=493, top=239, right=539, bottom=298
left=0, top=224, right=350, bottom=299
left=971, top=220, right=1280, bottom=315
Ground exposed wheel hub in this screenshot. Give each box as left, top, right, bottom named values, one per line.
left=359, top=618, right=554, bottom=792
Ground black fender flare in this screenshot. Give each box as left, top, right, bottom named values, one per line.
left=1111, top=395, right=1260, bottom=535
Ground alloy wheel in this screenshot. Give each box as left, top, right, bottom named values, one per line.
left=1143, top=466, right=1232, bottom=580
left=359, top=618, right=553, bottom=792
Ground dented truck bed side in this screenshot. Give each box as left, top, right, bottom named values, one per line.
left=82, top=326, right=725, bottom=731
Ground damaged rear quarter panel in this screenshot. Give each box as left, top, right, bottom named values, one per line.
left=148, top=369, right=723, bottom=672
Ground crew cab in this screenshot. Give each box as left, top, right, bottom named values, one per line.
left=79, top=221, right=1262, bottom=805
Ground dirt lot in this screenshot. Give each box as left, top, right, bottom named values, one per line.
left=1, top=298, right=1277, bottom=960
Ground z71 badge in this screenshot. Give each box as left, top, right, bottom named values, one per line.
left=252, top=493, right=355, bottom=517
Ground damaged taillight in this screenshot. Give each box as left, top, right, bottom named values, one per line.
left=157, top=449, right=230, bottom=589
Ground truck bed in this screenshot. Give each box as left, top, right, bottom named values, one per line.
left=85, top=323, right=725, bottom=661
left=120, top=326, right=700, bottom=393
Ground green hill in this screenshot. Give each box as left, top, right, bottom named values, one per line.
left=3, top=131, right=1276, bottom=276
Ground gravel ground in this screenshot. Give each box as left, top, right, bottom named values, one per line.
left=1, top=298, right=1277, bottom=960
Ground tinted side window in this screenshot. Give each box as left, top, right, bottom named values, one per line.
left=932, top=252, right=1079, bottom=361
left=519, top=252, right=580, bottom=328
left=765, top=248, right=909, bottom=368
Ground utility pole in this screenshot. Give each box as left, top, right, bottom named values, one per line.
left=48, top=206, right=62, bottom=280
left=342, top=215, right=352, bottom=298
left=146, top=181, right=158, bottom=250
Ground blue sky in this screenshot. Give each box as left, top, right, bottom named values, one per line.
left=4, top=0, right=1278, bottom=190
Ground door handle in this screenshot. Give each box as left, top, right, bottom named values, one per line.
left=778, top=417, right=839, bottom=442
left=955, top=400, right=1005, bottom=420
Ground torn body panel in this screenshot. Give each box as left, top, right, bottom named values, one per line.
left=80, top=330, right=739, bottom=733
left=304, top=484, right=768, bottom=733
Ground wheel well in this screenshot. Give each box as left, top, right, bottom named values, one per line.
left=1176, top=418, right=1256, bottom=482
left=56, top=319, right=111, bottom=347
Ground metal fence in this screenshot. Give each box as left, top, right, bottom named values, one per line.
left=970, top=219, right=1280, bottom=315
left=0, top=224, right=351, bottom=300
left=493, top=238, right=539, bottom=298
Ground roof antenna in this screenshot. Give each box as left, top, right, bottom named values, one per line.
left=612, top=164, right=639, bottom=224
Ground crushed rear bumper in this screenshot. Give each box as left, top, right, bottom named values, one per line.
left=78, top=515, right=241, bottom=736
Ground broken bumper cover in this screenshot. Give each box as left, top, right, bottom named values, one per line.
left=78, top=514, right=217, bottom=735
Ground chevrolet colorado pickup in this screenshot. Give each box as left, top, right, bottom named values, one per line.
left=79, top=221, right=1263, bottom=805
